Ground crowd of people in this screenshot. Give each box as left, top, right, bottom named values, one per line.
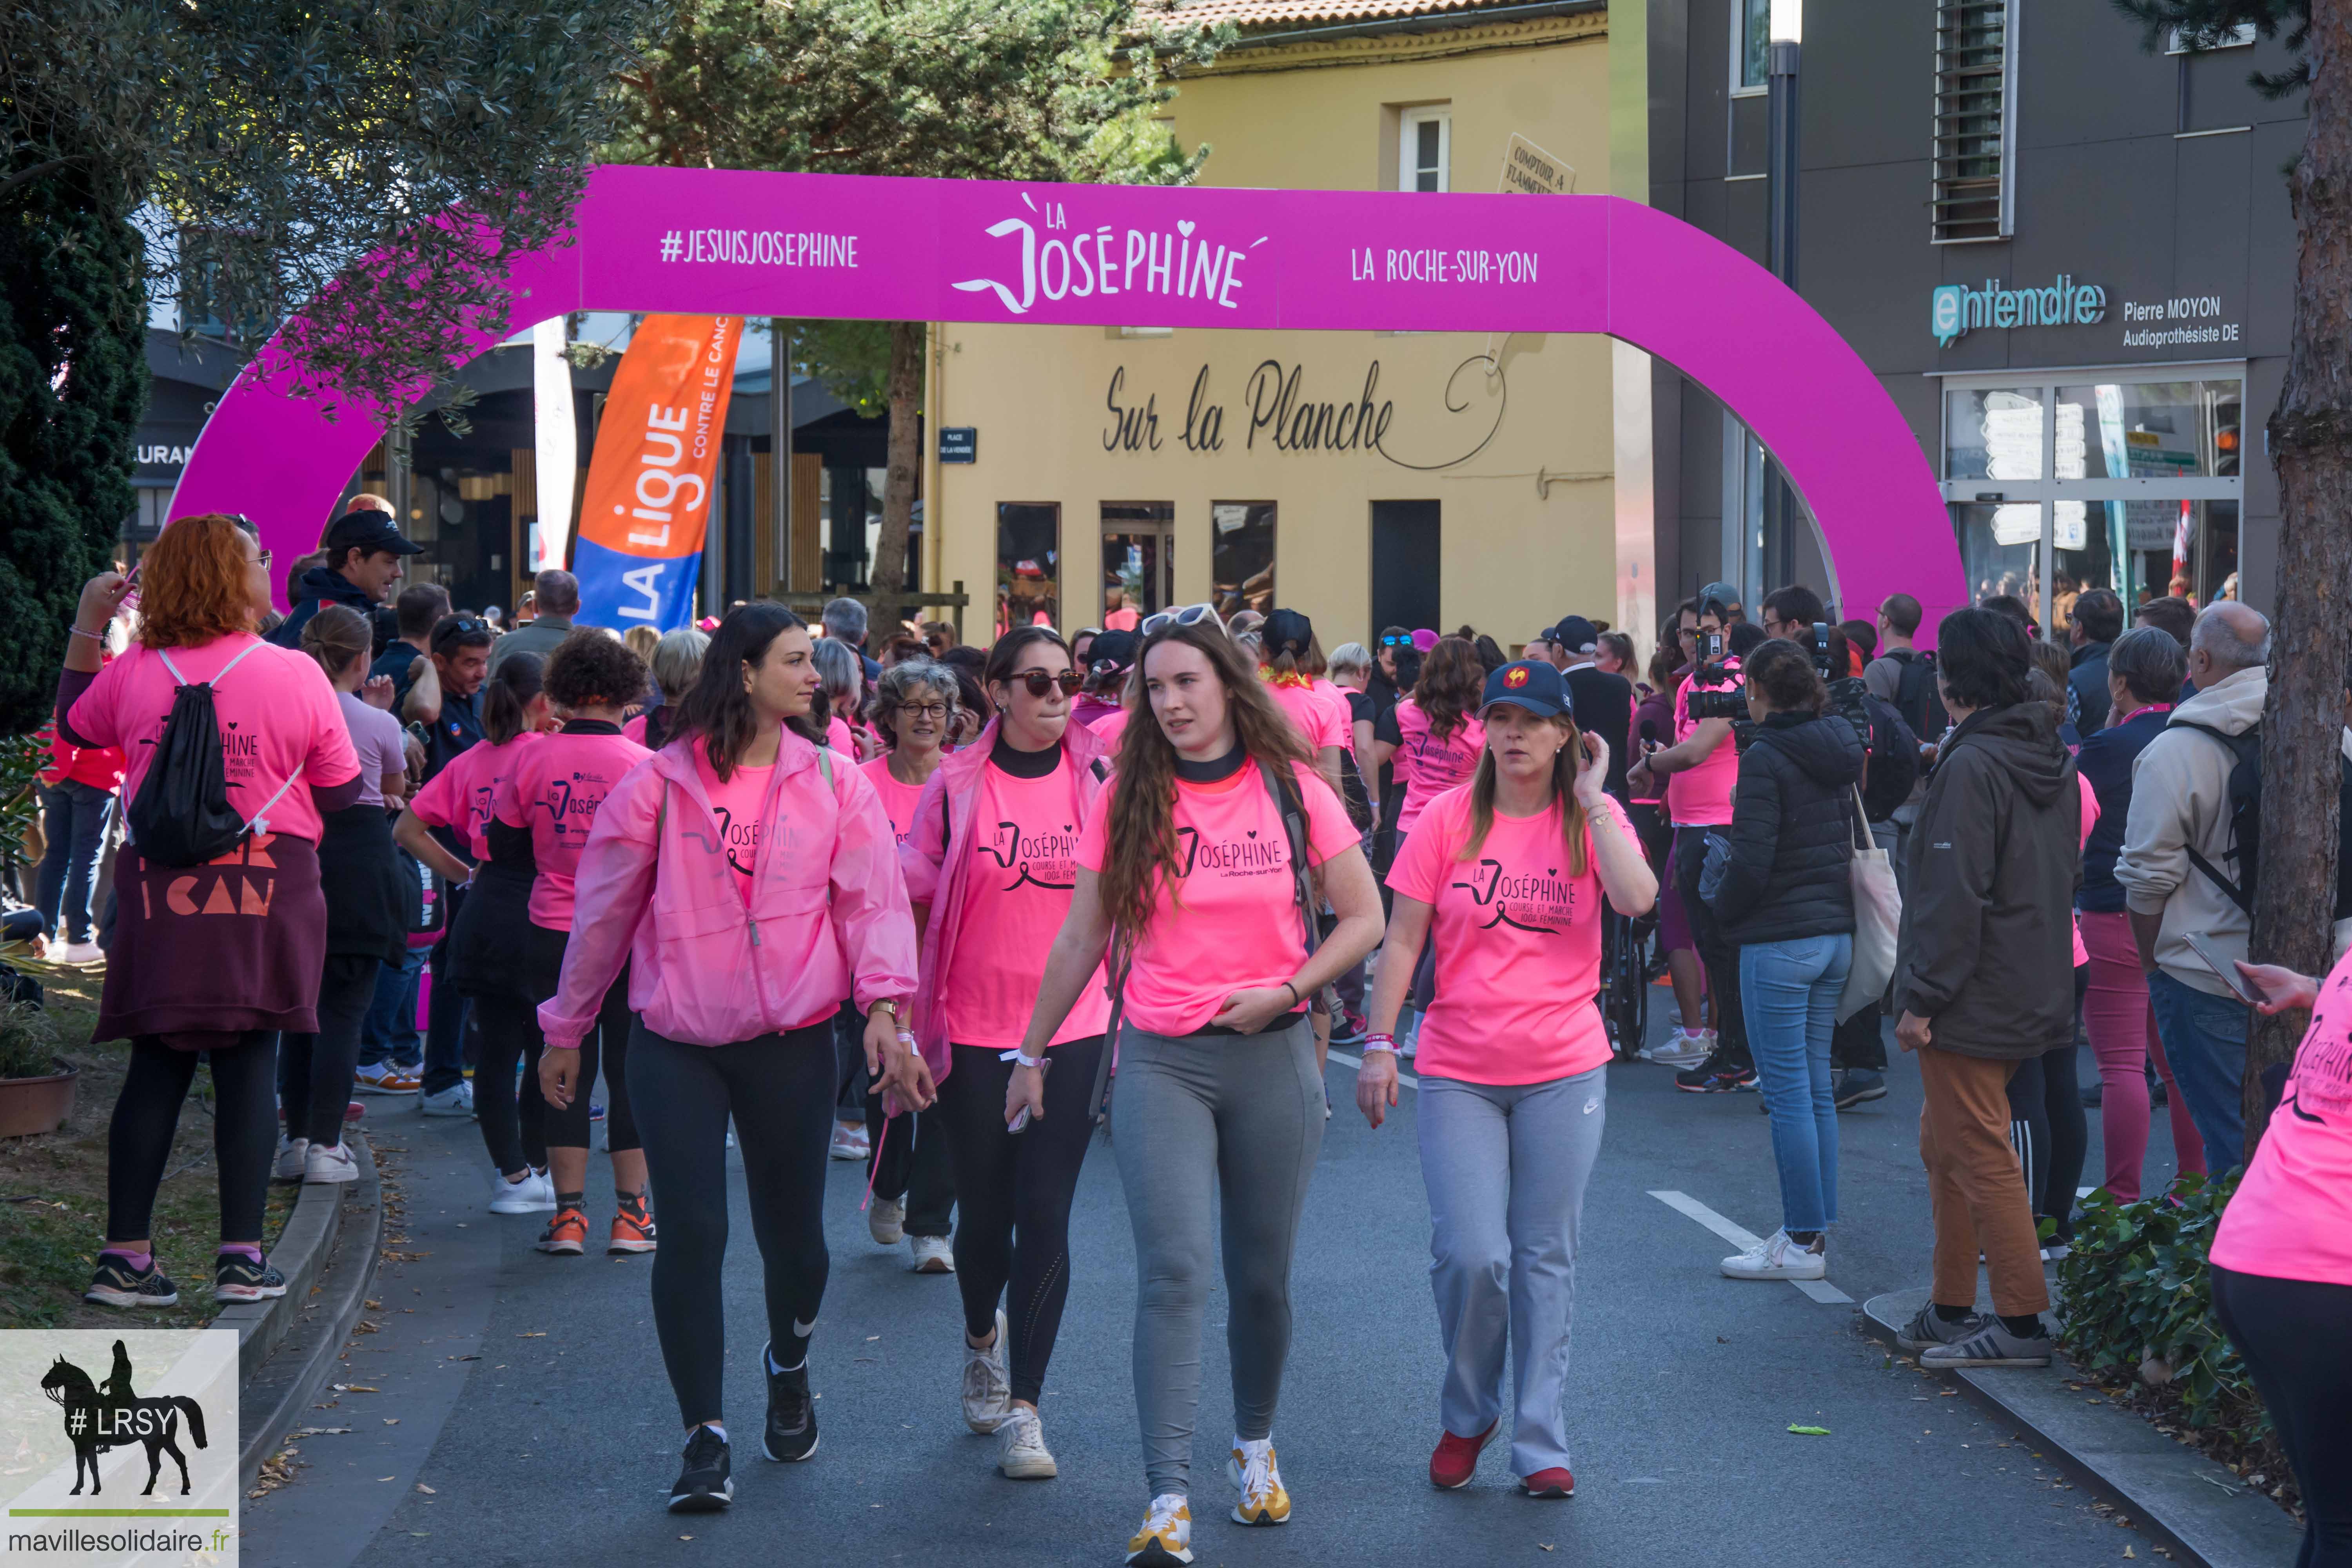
left=25, top=495, right=2349, bottom=1568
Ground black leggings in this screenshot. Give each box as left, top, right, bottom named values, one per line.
left=543, top=969, right=637, bottom=1153
left=107, top=1031, right=277, bottom=1244
left=629, top=1020, right=837, bottom=1428
left=471, top=993, right=549, bottom=1178
left=936, top=1037, right=1104, bottom=1406
left=2211, top=1267, right=2352, bottom=1568
left=2007, top=965, right=2091, bottom=1236
left=1673, top=824, right=1748, bottom=1063
left=279, top=954, right=381, bottom=1147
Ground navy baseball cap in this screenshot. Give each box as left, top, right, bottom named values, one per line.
left=1550, top=615, right=1600, bottom=654
left=326, top=507, right=425, bottom=557
left=1481, top=659, right=1568, bottom=718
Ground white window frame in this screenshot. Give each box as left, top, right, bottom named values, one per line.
left=1731, top=0, right=1769, bottom=98
left=1399, top=107, right=1451, bottom=193
left=2167, top=22, right=2257, bottom=53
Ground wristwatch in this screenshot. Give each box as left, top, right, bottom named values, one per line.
left=870, top=999, right=900, bottom=1024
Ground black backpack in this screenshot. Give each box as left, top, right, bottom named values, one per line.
left=125, top=644, right=303, bottom=868
left=2173, top=720, right=2352, bottom=920
left=1885, top=649, right=1949, bottom=741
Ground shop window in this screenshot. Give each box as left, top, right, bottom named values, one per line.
left=2053, top=379, right=2242, bottom=481
left=1733, top=0, right=1770, bottom=94
left=1400, top=108, right=1450, bottom=193
left=997, top=502, right=1060, bottom=638
left=1951, top=501, right=2040, bottom=612
left=1944, top=386, right=2044, bottom=483
left=1212, top=502, right=1276, bottom=618
left=1101, top=501, right=1174, bottom=628
left=1932, top=0, right=2015, bottom=242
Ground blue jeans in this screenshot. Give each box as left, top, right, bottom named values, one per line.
left=2146, top=968, right=2247, bottom=1173
left=361, top=947, right=428, bottom=1068
left=1739, top=933, right=1852, bottom=1234
left=36, top=780, right=113, bottom=944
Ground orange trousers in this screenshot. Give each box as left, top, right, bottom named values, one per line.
left=1917, top=1045, right=2050, bottom=1318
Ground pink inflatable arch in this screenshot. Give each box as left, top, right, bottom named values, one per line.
left=172, top=165, right=1962, bottom=638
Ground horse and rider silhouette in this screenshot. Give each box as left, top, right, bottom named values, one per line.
left=38, top=1340, right=208, bottom=1496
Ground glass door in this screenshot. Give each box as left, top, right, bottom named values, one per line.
left=1101, top=501, right=1174, bottom=629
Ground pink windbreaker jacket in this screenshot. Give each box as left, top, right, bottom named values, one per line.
left=538, top=729, right=918, bottom=1049
left=900, top=716, right=1112, bottom=1082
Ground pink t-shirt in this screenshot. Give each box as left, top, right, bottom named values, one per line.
left=826, top=715, right=858, bottom=758
left=67, top=634, right=360, bottom=846
left=859, top=753, right=929, bottom=847
left=408, top=732, right=541, bottom=862
left=693, top=750, right=773, bottom=904
left=1392, top=699, right=1484, bottom=837
left=2073, top=772, right=2098, bottom=968
left=1091, top=706, right=1133, bottom=751
left=1387, top=786, right=1634, bottom=1084
left=2209, top=945, right=2352, bottom=1288
left=945, top=755, right=1111, bottom=1047
left=1666, top=662, right=1740, bottom=827
left=493, top=726, right=652, bottom=929
left=1264, top=677, right=1349, bottom=755
left=1313, top=678, right=1361, bottom=756
left=1075, top=760, right=1357, bottom=1036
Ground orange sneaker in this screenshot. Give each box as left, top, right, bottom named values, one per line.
left=535, top=1203, right=588, bottom=1255
left=609, top=1192, right=657, bottom=1254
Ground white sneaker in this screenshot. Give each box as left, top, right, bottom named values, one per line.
left=961, top=1308, right=1012, bottom=1433
left=829, top=1122, right=869, bottom=1161
left=303, top=1141, right=359, bottom=1184
left=868, top=1197, right=906, bottom=1246
left=995, top=1404, right=1057, bottom=1479
left=1640, top=1030, right=1713, bottom=1068
left=50, top=939, right=105, bottom=966
left=1720, top=1228, right=1826, bottom=1281
left=911, top=1234, right=955, bottom=1273
left=273, top=1136, right=310, bottom=1183
left=1227, top=1437, right=1292, bottom=1525
left=488, top=1167, right=553, bottom=1214
left=419, top=1081, right=474, bottom=1117
left=1125, top=1494, right=1192, bottom=1566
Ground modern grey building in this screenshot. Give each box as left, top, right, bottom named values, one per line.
left=1644, top=0, right=2301, bottom=631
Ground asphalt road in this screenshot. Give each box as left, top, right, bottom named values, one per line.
left=241, top=1006, right=2188, bottom=1568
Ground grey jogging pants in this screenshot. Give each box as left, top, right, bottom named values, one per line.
left=1111, top=1015, right=1323, bottom=1499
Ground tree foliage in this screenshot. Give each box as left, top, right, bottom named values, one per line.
left=609, top=0, right=1229, bottom=621
left=2111, top=0, right=2312, bottom=96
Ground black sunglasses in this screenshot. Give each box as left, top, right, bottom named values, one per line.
left=1012, top=670, right=1083, bottom=698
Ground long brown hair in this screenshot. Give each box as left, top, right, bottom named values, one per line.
left=676, top=603, right=824, bottom=779
left=1459, top=709, right=1590, bottom=877
left=1100, top=619, right=1312, bottom=940
left=1413, top=635, right=1484, bottom=740
left=140, top=513, right=258, bottom=650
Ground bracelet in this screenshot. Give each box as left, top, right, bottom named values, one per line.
left=1360, top=1033, right=1397, bottom=1054
left=1281, top=980, right=1301, bottom=1007
left=1000, top=1047, right=1046, bottom=1069
left=893, top=1028, right=916, bottom=1048
left=68, top=625, right=105, bottom=641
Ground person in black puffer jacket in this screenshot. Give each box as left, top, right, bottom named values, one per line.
left=1705, top=639, right=1863, bottom=1284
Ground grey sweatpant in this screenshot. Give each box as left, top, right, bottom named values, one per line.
left=1417, top=1066, right=1607, bottom=1478
left=1111, top=1016, right=1323, bottom=1499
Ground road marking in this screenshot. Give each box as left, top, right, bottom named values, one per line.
left=1647, top=1189, right=1854, bottom=1304
left=1327, top=1049, right=1419, bottom=1090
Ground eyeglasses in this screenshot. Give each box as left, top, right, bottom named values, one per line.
left=896, top=701, right=948, bottom=720
left=1013, top=670, right=1084, bottom=698
left=1378, top=633, right=1412, bottom=647
left=254, top=548, right=274, bottom=570
left=1140, top=603, right=1224, bottom=637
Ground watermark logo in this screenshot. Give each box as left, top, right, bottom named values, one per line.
left=7, top=1330, right=239, bottom=1563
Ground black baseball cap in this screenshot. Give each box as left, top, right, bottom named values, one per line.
left=1261, top=608, right=1314, bottom=659
left=326, top=507, right=425, bottom=558
left=1088, top=628, right=1140, bottom=671
left=1699, top=581, right=1741, bottom=616
left=1550, top=615, right=1600, bottom=655
left=1481, top=659, right=1568, bottom=718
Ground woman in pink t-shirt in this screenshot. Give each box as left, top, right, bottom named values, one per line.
left=1372, top=637, right=1486, bottom=841
left=2214, top=956, right=2352, bottom=1567
left=850, top=659, right=958, bottom=1272
left=1016, top=612, right=1383, bottom=1561
left=1359, top=659, right=1655, bottom=1499
left=475, top=632, right=654, bottom=1254
left=903, top=628, right=1114, bottom=1480
left=57, top=515, right=364, bottom=1311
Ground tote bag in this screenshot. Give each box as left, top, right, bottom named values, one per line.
left=1838, top=785, right=1902, bottom=1022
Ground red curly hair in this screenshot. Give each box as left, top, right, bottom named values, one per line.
left=140, top=514, right=261, bottom=650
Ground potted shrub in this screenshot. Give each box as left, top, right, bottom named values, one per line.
left=0, top=1000, right=74, bottom=1139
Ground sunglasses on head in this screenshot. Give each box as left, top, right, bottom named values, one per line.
left=1013, top=670, right=1083, bottom=698
left=1140, top=603, right=1224, bottom=637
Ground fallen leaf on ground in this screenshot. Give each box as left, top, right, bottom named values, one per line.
left=1788, top=1425, right=1831, bottom=1436
left=383, top=1418, right=400, bottom=1426
left=416, top=1484, right=436, bottom=1494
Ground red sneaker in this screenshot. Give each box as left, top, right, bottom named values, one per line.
left=1429, top=1422, right=1495, bottom=1489
left=1521, top=1467, right=1575, bottom=1498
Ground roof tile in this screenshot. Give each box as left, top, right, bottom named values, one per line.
left=1163, top=0, right=1533, bottom=31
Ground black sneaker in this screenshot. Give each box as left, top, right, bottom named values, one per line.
left=1895, top=1304, right=1981, bottom=1352
left=1674, top=1052, right=1757, bottom=1093
left=214, top=1255, right=288, bottom=1302
left=668, top=1426, right=733, bottom=1512
left=1328, top=1009, right=1369, bottom=1048
left=761, top=1342, right=819, bottom=1462
left=1834, top=1069, right=1888, bottom=1110
left=84, top=1254, right=178, bottom=1308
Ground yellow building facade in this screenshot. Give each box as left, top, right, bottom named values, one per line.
left=923, top=1, right=1626, bottom=649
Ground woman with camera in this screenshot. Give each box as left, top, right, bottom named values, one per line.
left=1703, top=638, right=1864, bottom=1281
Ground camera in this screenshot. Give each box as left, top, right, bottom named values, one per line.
left=1684, top=626, right=1748, bottom=721
left=1797, top=619, right=1875, bottom=738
